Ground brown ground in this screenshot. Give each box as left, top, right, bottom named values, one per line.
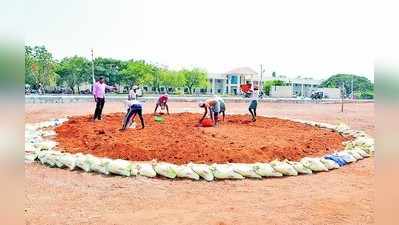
left=55, top=113, right=349, bottom=164
left=25, top=101, right=375, bottom=225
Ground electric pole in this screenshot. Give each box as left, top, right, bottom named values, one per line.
left=351, top=74, right=354, bottom=99
left=91, top=49, right=95, bottom=84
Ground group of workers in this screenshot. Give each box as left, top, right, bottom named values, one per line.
left=92, top=77, right=261, bottom=131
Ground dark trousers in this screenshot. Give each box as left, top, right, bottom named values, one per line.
left=93, top=98, right=105, bottom=120
left=122, top=106, right=144, bottom=129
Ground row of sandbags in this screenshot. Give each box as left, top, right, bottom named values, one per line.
left=25, top=118, right=374, bottom=181
left=26, top=147, right=371, bottom=181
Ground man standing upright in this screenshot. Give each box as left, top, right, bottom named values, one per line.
left=93, top=77, right=115, bottom=121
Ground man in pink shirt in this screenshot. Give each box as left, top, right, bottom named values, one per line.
left=92, top=77, right=115, bottom=121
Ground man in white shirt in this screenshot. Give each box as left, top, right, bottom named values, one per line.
left=128, top=86, right=139, bottom=100
left=248, top=87, right=260, bottom=122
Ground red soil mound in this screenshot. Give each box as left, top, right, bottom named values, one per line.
left=55, top=113, right=350, bottom=164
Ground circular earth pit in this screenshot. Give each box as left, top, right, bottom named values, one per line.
left=55, top=113, right=350, bottom=165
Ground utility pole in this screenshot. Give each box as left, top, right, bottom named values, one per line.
left=259, top=64, right=265, bottom=91
left=260, top=64, right=263, bottom=89
left=91, top=49, right=95, bottom=84
left=351, top=74, right=354, bottom=99
left=341, top=83, right=345, bottom=112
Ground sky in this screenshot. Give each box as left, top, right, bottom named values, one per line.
left=24, top=0, right=374, bottom=81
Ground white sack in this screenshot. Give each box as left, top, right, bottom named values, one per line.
left=137, top=163, right=157, bottom=177
left=175, top=165, right=200, bottom=180
left=320, top=158, right=340, bottom=170
left=153, top=162, right=177, bottom=179
left=108, top=159, right=133, bottom=176
left=300, top=157, right=329, bottom=172
left=230, top=163, right=261, bottom=179
left=270, top=161, right=298, bottom=176
left=190, top=163, right=214, bottom=181
left=57, top=153, right=77, bottom=170
left=253, top=163, right=283, bottom=177
left=211, top=164, right=244, bottom=180
left=287, top=161, right=313, bottom=174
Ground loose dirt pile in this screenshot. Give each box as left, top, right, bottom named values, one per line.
left=55, top=113, right=349, bottom=164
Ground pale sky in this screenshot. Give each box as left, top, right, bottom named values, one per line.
left=24, top=0, right=374, bottom=81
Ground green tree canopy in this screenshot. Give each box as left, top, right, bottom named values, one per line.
left=121, top=60, right=158, bottom=89
left=94, top=57, right=125, bottom=86
left=181, top=68, right=208, bottom=94
left=55, top=56, right=91, bottom=93
left=25, top=45, right=58, bottom=89
left=321, top=74, right=374, bottom=98
left=263, top=80, right=286, bottom=96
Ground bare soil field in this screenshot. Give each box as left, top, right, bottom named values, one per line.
left=25, top=101, right=375, bottom=225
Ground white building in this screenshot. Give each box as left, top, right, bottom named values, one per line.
left=201, top=67, right=264, bottom=95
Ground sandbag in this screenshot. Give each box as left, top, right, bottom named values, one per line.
left=75, top=154, right=92, bottom=172
left=300, top=157, right=328, bottom=172
left=41, top=130, right=56, bottom=137
left=88, top=156, right=112, bottom=175
left=211, top=164, right=244, bottom=179
left=57, top=153, right=77, bottom=170
left=190, top=163, right=214, bottom=181
left=286, top=161, right=312, bottom=174
left=42, top=153, right=60, bottom=167
left=230, top=163, right=262, bottom=179
left=108, top=159, right=133, bottom=176
left=25, top=153, right=37, bottom=163
left=153, top=162, right=177, bottom=179
left=53, top=154, right=66, bottom=168
left=346, top=150, right=363, bottom=160
left=253, top=163, right=283, bottom=177
left=174, top=164, right=200, bottom=180
left=320, top=158, right=340, bottom=170
left=270, top=161, right=298, bottom=176
left=35, top=141, right=57, bottom=151
left=137, top=163, right=157, bottom=177
left=336, top=151, right=356, bottom=163
left=325, top=155, right=347, bottom=166
left=353, top=148, right=370, bottom=158
left=335, top=123, right=350, bottom=133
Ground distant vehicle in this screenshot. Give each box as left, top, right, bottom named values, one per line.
left=79, top=89, right=91, bottom=95
left=311, top=91, right=325, bottom=100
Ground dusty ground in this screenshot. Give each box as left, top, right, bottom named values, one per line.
left=25, top=101, right=375, bottom=225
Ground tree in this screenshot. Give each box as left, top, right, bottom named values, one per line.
left=56, top=56, right=91, bottom=93
left=94, top=57, right=125, bottom=86
left=25, top=45, right=58, bottom=90
left=263, top=80, right=286, bottom=96
left=181, top=68, right=208, bottom=94
left=121, top=60, right=158, bottom=90
left=321, top=74, right=374, bottom=99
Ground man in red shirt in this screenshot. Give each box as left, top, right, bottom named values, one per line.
left=154, top=94, right=169, bottom=115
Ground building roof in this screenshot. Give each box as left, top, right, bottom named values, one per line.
left=225, top=67, right=258, bottom=76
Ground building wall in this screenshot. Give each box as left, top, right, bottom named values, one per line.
left=317, top=88, right=341, bottom=99
left=270, top=86, right=293, bottom=98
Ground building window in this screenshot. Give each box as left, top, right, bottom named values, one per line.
left=230, top=75, right=238, bottom=84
